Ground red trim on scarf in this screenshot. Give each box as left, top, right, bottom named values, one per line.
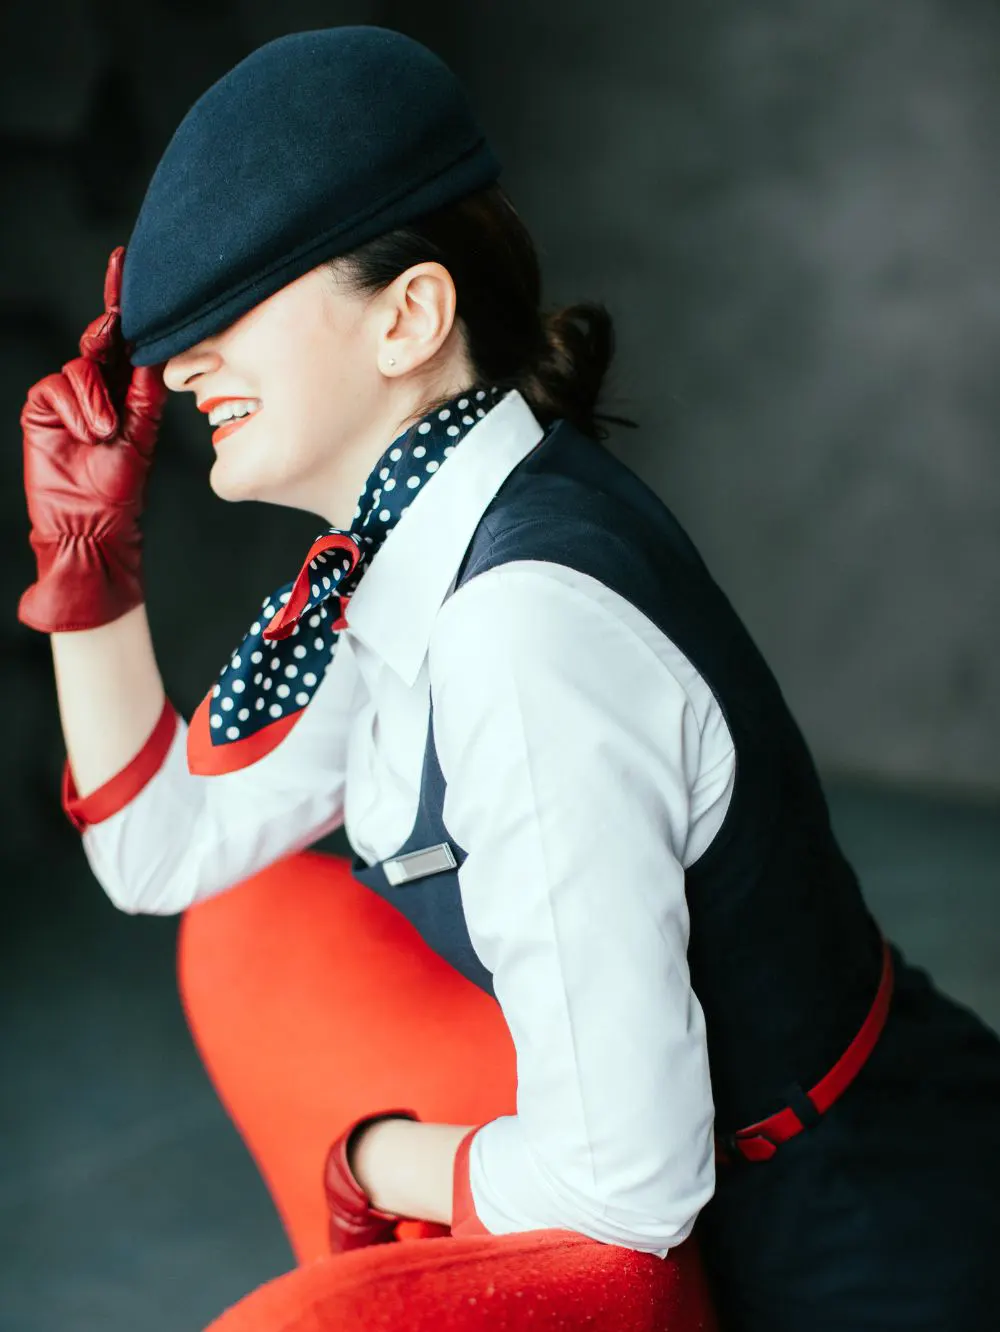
left=62, top=698, right=178, bottom=832
left=451, top=1126, right=491, bottom=1237
left=186, top=690, right=304, bottom=776
left=263, top=533, right=359, bottom=641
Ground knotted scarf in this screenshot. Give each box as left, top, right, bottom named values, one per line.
left=188, top=385, right=504, bottom=775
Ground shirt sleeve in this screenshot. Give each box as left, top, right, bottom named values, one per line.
left=428, top=562, right=720, bottom=1256
left=65, top=643, right=362, bottom=916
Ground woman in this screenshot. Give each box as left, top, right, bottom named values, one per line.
left=17, top=25, right=1000, bottom=1332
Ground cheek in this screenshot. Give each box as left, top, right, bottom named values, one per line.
left=267, top=342, right=361, bottom=441
left=272, top=359, right=376, bottom=469
left=253, top=365, right=327, bottom=450
left=209, top=314, right=377, bottom=502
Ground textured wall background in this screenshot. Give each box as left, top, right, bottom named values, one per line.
left=418, top=0, right=1000, bottom=796
left=3, top=0, right=999, bottom=878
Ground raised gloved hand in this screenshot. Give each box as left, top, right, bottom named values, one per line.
left=17, top=246, right=168, bottom=634
left=323, top=1109, right=419, bottom=1254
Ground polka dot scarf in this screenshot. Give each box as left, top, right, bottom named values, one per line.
left=187, top=386, right=505, bottom=775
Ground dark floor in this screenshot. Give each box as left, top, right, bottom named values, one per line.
left=1, top=784, right=998, bottom=1332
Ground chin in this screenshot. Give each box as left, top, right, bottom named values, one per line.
left=209, top=457, right=322, bottom=516
left=208, top=455, right=264, bottom=503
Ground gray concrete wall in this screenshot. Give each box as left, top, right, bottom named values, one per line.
left=415, top=0, right=1000, bottom=796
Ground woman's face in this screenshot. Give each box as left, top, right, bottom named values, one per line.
left=161, top=262, right=467, bottom=526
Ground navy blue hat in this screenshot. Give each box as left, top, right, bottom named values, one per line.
left=121, top=26, right=500, bottom=366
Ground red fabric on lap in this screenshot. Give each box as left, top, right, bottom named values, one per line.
left=204, top=1229, right=718, bottom=1332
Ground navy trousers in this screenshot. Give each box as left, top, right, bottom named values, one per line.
left=700, top=947, right=1000, bottom=1331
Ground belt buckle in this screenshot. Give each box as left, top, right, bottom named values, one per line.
left=716, top=1130, right=747, bottom=1168
left=717, top=1126, right=780, bottom=1166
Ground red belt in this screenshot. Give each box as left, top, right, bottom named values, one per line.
left=716, top=938, right=894, bottom=1165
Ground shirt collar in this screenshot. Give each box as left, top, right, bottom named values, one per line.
left=343, top=388, right=545, bottom=686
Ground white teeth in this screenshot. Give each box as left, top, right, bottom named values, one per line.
left=208, top=399, right=260, bottom=427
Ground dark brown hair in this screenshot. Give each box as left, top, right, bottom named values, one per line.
left=328, top=184, right=632, bottom=439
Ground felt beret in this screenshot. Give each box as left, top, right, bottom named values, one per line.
left=121, top=26, right=500, bottom=366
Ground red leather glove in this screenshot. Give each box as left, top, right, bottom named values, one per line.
left=323, top=1109, right=419, bottom=1254
left=17, top=246, right=168, bottom=634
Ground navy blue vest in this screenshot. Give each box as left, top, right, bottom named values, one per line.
left=350, top=418, right=884, bottom=1136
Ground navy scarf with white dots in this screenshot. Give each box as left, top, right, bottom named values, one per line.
left=188, top=385, right=504, bottom=775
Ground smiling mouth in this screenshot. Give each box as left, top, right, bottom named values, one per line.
left=212, top=410, right=261, bottom=446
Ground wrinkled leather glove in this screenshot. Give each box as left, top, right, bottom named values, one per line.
left=17, top=246, right=168, bottom=633
left=323, top=1109, right=419, bottom=1254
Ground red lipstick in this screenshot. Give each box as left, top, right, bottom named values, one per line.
left=197, top=397, right=263, bottom=447
left=212, top=413, right=260, bottom=446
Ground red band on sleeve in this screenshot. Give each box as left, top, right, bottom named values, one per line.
left=62, top=698, right=178, bottom=833
left=451, top=1126, right=491, bottom=1237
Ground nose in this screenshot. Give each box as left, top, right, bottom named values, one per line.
left=162, top=343, right=224, bottom=393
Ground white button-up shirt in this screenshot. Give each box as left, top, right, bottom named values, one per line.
left=78, top=389, right=735, bottom=1255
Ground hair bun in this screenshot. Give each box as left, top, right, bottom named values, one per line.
left=517, top=303, right=614, bottom=439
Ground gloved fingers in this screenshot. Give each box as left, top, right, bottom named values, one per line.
left=78, top=308, right=120, bottom=365
left=103, top=244, right=124, bottom=313
left=78, top=246, right=125, bottom=363
left=61, top=357, right=119, bottom=441
left=21, top=367, right=114, bottom=445
left=122, top=364, right=169, bottom=454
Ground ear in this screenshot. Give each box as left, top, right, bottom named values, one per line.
left=377, top=263, right=458, bottom=377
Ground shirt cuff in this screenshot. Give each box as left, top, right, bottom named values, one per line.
left=62, top=699, right=179, bottom=833
left=451, top=1125, right=492, bottom=1237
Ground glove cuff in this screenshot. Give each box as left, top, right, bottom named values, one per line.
left=18, top=533, right=144, bottom=633
left=324, top=1108, right=419, bottom=1224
